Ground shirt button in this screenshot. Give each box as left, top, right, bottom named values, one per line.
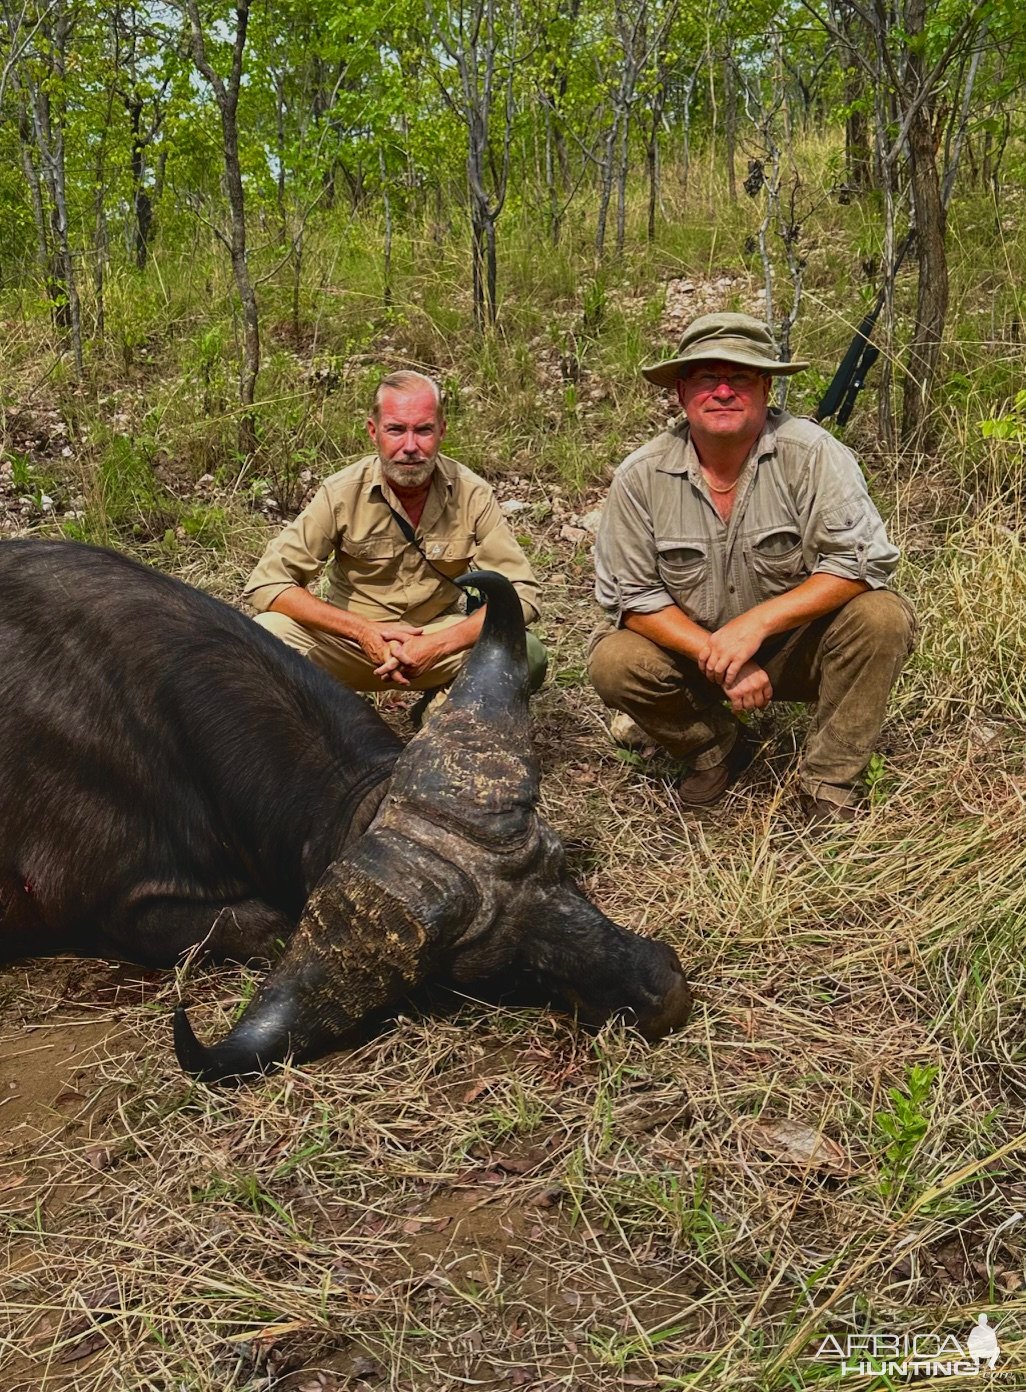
left=728, top=584, right=735, bottom=594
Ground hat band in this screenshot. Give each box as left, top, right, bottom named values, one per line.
left=678, top=334, right=780, bottom=366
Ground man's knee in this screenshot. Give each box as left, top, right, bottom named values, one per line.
left=253, top=609, right=314, bottom=654
left=588, top=628, right=664, bottom=705
left=525, top=632, right=548, bottom=692
left=829, top=589, right=915, bottom=657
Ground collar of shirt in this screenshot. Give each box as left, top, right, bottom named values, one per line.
left=654, top=408, right=783, bottom=484
left=365, top=451, right=459, bottom=529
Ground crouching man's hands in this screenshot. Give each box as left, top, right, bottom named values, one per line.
left=357, top=621, right=424, bottom=683
left=697, top=613, right=772, bottom=711
left=697, top=611, right=769, bottom=687
left=722, top=660, right=773, bottom=712
left=390, top=630, right=453, bottom=680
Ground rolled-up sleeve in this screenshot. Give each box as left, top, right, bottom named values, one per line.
left=470, top=493, right=542, bottom=625
left=803, top=438, right=899, bottom=590
left=241, top=485, right=340, bottom=613
left=594, top=468, right=675, bottom=622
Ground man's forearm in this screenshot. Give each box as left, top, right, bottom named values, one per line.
left=744, top=574, right=870, bottom=645
left=268, top=586, right=371, bottom=643
left=623, top=606, right=710, bottom=659
left=432, top=608, right=486, bottom=656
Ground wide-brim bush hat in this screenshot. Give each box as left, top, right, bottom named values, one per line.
left=641, top=311, right=809, bottom=387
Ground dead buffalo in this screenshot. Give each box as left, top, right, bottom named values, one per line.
left=0, top=539, right=690, bottom=1080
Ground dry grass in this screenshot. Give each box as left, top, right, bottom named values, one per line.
left=3, top=175, right=1026, bottom=1391
left=3, top=488, right=1026, bottom=1391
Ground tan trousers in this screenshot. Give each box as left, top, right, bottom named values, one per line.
left=588, top=591, right=915, bottom=800
left=256, top=611, right=549, bottom=696
left=255, top=611, right=472, bottom=692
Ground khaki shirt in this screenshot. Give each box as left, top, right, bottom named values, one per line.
left=243, top=452, right=541, bottom=626
left=594, top=409, right=899, bottom=631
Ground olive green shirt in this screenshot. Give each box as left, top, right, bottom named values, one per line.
left=594, top=409, right=899, bottom=631
left=243, top=453, right=541, bottom=626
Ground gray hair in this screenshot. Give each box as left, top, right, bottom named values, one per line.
left=370, top=370, right=443, bottom=421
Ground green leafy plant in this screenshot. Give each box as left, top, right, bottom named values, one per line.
left=874, top=1063, right=937, bottom=1197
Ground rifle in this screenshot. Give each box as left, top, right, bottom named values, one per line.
left=814, top=233, right=913, bottom=427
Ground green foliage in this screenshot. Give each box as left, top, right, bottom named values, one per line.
left=979, top=389, right=1026, bottom=441
left=91, top=431, right=178, bottom=539
left=874, top=1063, right=937, bottom=1198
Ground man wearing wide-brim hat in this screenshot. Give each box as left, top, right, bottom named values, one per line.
left=589, top=311, right=914, bottom=823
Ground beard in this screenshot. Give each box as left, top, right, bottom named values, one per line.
left=380, top=455, right=436, bottom=491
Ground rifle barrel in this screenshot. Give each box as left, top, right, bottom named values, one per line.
left=814, top=232, right=915, bottom=424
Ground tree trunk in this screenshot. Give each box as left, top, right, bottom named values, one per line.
left=16, top=94, right=49, bottom=276
left=680, top=64, right=698, bottom=198
left=544, top=106, right=560, bottom=244
left=485, top=216, right=497, bottom=324
left=127, top=97, right=152, bottom=270
left=470, top=205, right=485, bottom=330
left=274, top=71, right=287, bottom=245
left=185, top=0, right=259, bottom=456
left=224, top=132, right=259, bottom=455
left=614, top=107, right=631, bottom=256
left=36, top=25, right=83, bottom=376
left=646, top=79, right=666, bottom=242
left=900, top=49, right=947, bottom=448
left=595, top=112, right=620, bottom=257
left=379, top=147, right=392, bottom=308
left=723, top=54, right=737, bottom=202
left=291, top=231, right=303, bottom=340
left=93, top=150, right=108, bottom=343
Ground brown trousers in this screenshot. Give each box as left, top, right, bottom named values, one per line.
left=588, top=591, right=915, bottom=801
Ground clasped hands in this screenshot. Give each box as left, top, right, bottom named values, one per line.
left=696, top=612, right=773, bottom=712
left=359, top=621, right=444, bottom=684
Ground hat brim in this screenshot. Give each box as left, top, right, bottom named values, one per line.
left=642, top=348, right=809, bottom=388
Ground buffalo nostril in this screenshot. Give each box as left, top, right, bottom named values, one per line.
left=637, top=973, right=692, bottom=1041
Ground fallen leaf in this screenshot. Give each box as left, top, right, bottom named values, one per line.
left=59, top=1332, right=107, bottom=1364
left=491, top=1151, right=542, bottom=1175
left=0, top=1173, right=27, bottom=1193
left=233, top=1319, right=317, bottom=1344
left=530, top=1185, right=565, bottom=1208
left=742, top=1119, right=852, bottom=1176
left=401, top=1214, right=452, bottom=1234
left=462, top=1076, right=500, bottom=1104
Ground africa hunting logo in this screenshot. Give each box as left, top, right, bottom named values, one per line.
left=812, top=1313, right=1001, bottom=1378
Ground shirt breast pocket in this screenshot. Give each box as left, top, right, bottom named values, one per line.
left=342, top=535, right=403, bottom=577
left=656, top=540, right=708, bottom=601
left=750, top=526, right=806, bottom=594
left=425, top=532, right=476, bottom=577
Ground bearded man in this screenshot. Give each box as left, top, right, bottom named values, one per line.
left=588, top=312, right=914, bottom=824
left=244, top=370, right=546, bottom=708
